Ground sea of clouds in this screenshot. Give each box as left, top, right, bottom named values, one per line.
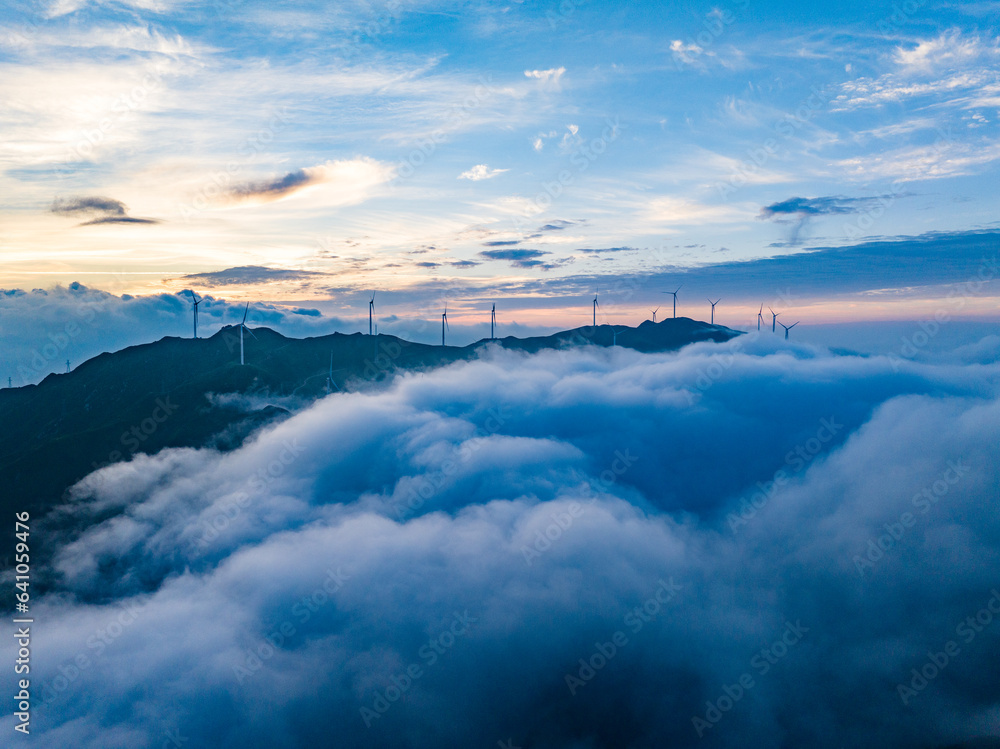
left=3, top=334, right=999, bottom=748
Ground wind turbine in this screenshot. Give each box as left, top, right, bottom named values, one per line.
left=327, top=352, right=341, bottom=393
left=708, top=298, right=721, bottom=325
left=757, top=303, right=764, bottom=331
left=187, top=290, right=202, bottom=338
left=769, top=307, right=780, bottom=333
left=441, top=305, right=449, bottom=346
left=239, top=302, right=256, bottom=365
left=650, top=307, right=659, bottom=323
left=779, top=321, right=799, bottom=340
left=368, top=291, right=375, bottom=336
left=662, top=285, right=682, bottom=318
left=491, top=302, right=496, bottom=339
left=593, top=289, right=599, bottom=327
left=612, top=326, right=624, bottom=346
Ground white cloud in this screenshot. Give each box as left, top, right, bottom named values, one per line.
left=670, top=39, right=704, bottom=66
left=834, top=31, right=1000, bottom=111
left=523, top=67, right=566, bottom=84
left=644, top=196, right=753, bottom=225
left=559, top=123, right=581, bottom=150
left=837, top=138, right=1000, bottom=181
left=458, top=164, right=508, bottom=181
left=531, top=129, right=558, bottom=151
left=894, top=29, right=998, bottom=72
left=45, top=0, right=187, bottom=17
left=833, top=69, right=996, bottom=110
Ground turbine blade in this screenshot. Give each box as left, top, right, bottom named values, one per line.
left=242, top=302, right=249, bottom=324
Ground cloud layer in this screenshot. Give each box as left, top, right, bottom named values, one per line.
left=4, top=338, right=1000, bottom=748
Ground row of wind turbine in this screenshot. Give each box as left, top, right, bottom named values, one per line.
left=186, top=290, right=258, bottom=364
left=761, top=304, right=800, bottom=339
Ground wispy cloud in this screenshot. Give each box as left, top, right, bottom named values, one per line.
left=458, top=164, right=508, bottom=181
left=834, top=31, right=1000, bottom=111
left=220, top=158, right=396, bottom=206
left=524, top=67, right=566, bottom=84
left=45, top=0, right=185, bottom=18
left=838, top=138, right=1000, bottom=181
left=894, top=29, right=998, bottom=71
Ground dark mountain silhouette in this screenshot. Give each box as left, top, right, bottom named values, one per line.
left=0, top=317, right=738, bottom=533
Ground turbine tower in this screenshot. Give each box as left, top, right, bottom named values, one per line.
left=708, top=298, right=721, bottom=325
left=239, top=302, right=256, bottom=365
left=769, top=307, right=780, bottom=333
left=187, top=290, right=202, bottom=338
left=650, top=307, right=659, bottom=323
left=490, top=303, right=496, bottom=339
left=757, top=303, right=764, bottom=331
left=441, top=305, right=449, bottom=346
left=662, top=285, right=682, bottom=318
left=368, top=291, right=375, bottom=336
left=327, top=352, right=336, bottom=393
left=779, top=321, right=799, bottom=340
left=612, top=326, right=623, bottom=346
left=593, top=289, right=599, bottom=327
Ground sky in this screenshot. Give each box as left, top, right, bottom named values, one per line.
left=1, top=0, right=999, bottom=336
left=3, top=339, right=1000, bottom=747
left=3, top=5, right=1000, bottom=741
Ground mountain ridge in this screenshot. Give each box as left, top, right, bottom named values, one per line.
left=0, top=317, right=740, bottom=526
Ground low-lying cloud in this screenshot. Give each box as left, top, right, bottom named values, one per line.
left=4, top=338, right=1000, bottom=748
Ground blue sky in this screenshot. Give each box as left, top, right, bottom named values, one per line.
left=1, top=0, right=998, bottom=329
